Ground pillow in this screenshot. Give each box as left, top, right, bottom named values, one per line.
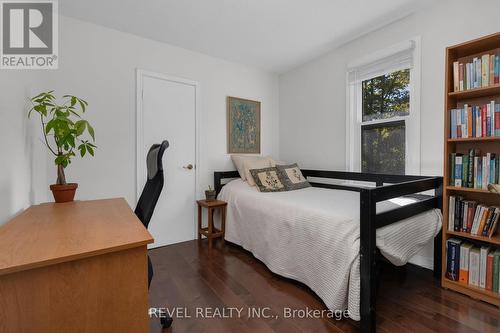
left=231, top=155, right=262, bottom=181
left=250, top=167, right=286, bottom=192
left=244, top=157, right=272, bottom=186
left=276, top=163, right=311, bottom=190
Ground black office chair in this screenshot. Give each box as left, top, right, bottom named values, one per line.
left=135, top=140, right=172, bottom=329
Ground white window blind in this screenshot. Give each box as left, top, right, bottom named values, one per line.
left=347, top=40, right=415, bottom=84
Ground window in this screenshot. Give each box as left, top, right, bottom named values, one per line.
left=347, top=39, right=420, bottom=175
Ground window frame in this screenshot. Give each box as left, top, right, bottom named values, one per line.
left=346, top=37, right=421, bottom=175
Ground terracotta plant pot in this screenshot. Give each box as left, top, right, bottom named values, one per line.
left=205, top=190, right=217, bottom=201
left=50, top=183, right=78, bottom=203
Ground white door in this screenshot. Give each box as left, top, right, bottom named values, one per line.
left=138, top=71, right=197, bottom=248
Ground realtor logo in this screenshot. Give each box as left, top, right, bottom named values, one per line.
left=0, top=0, right=58, bottom=69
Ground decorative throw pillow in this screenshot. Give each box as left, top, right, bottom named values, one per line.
left=250, top=167, right=286, bottom=192
left=276, top=163, right=311, bottom=190
left=231, top=155, right=263, bottom=181
left=244, top=157, right=272, bottom=186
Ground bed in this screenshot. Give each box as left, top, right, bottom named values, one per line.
left=214, top=169, right=443, bottom=333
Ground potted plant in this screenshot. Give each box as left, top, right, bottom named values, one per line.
left=28, top=91, right=96, bottom=203
left=205, top=185, right=216, bottom=201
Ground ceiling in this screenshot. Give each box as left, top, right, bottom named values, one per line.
left=60, top=0, right=433, bottom=73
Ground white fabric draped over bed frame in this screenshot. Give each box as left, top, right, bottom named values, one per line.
left=218, top=179, right=442, bottom=320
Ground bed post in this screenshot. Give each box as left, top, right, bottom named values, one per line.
left=214, top=172, right=223, bottom=196
left=433, top=178, right=444, bottom=278
left=359, top=188, right=376, bottom=333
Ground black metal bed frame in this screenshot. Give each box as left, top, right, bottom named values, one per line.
left=214, top=169, right=443, bottom=333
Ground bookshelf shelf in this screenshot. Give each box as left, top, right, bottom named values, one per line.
left=447, top=136, right=500, bottom=143
left=442, top=279, right=500, bottom=306
left=445, top=186, right=495, bottom=194
left=446, top=230, right=500, bottom=246
left=442, top=32, right=500, bottom=308
left=448, top=84, right=500, bottom=99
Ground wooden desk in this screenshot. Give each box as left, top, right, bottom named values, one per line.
left=0, top=198, right=154, bottom=333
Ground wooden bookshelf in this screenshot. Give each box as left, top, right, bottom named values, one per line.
left=447, top=136, right=500, bottom=143
left=448, top=84, right=500, bottom=99
left=442, top=279, right=500, bottom=306
left=445, top=186, right=495, bottom=194
left=447, top=230, right=500, bottom=246
left=442, top=32, right=500, bottom=306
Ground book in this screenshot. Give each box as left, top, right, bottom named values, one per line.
left=479, top=246, right=490, bottom=289
left=455, top=155, right=463, bottom=187
left=482, top=106, right=487, bottom=137
left=496, top=103, right=500, bottom=136
left=454, top=196, right=463, bottom=232
left=446, top=238, right=462, bottom=281
left=477, top=207, right=490, bottom=236
left=467, top=149, right=474, bottom=188
left=482, top=54, right=490, bottom=88
left=459, top=243, right=473, bottom=285
left=490, top=54, right=495, bottom=86
left=491, top=154, right=497, bottom=184
left=491, top=101, right=496, bottom=137
left=496, top=55, right=500, bottom=85
left=482, top=155, right=488, bottom=189
left=465, top=201, right=477, bottom=233
left=448, top=195, right=455, bottom=231
left=462, top=155, right=469, bottom=187
left=467, top=106, right=473, bottom=138
left=471, top=205, right=483, bottom=235
left=493, top=249, right=500, bottom=293
left=486, top=250, right=494, bottom=291
left=459, top=63, right=464, bottom=91
left=461, top=201, right=468, bottom=232
left=468, top=247, right=480, bottom=287
left=482, top=207, right=496, bottom=236
left=453, top=61, right=459, bottom=91
left=488, top=208, right=500, bottom=238
left=476, top=57, right=482, bottom=88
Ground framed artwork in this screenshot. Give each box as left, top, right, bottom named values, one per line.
left=227, top=96, right=261, bottom=154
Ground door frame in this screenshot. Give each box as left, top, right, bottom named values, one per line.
left=136, top=69, right=201, bottom=240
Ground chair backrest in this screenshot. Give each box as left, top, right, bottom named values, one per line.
left=135, top=140, right=169, bottom=229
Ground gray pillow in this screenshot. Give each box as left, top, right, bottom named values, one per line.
left=276, top=163, right=311, bottom=190
left=249, top=167, right=286, bottom=192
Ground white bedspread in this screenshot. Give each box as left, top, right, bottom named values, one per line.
left=218, top=179, right=442, bottom=320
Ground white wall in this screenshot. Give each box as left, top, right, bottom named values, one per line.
left=0, top=71, right=41, bottom=225
left=0, top=16, right=280, bottom=226
left=279, top=0, right=500, bottom=268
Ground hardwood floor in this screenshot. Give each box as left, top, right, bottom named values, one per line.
left=148, top=240, right=500, bottom=333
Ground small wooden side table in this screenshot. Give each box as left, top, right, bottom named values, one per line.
left=197, top=199, right=227, bottom=249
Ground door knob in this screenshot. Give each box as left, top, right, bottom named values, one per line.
left=183, top=164, right=194, bottom=170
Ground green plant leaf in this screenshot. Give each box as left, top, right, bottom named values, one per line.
left=78, top=99, right=86, bottom=112
left=33, top=105, right=47, bottom=116
left=67, top=135, right=76, bottom=148
left=45, top=119, right=56, bottom=134
left=55, top=155, right=67, bottom=167
left=87, top=123, right=95, bottom=141
left=78, top=144, right=86, bottom=157
left=87, top=145, right=94, bottom=156
left=74, top=120, right=86, bottom=136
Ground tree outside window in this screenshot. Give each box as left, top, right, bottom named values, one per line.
left=361, top=69, right=410, bottom=175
